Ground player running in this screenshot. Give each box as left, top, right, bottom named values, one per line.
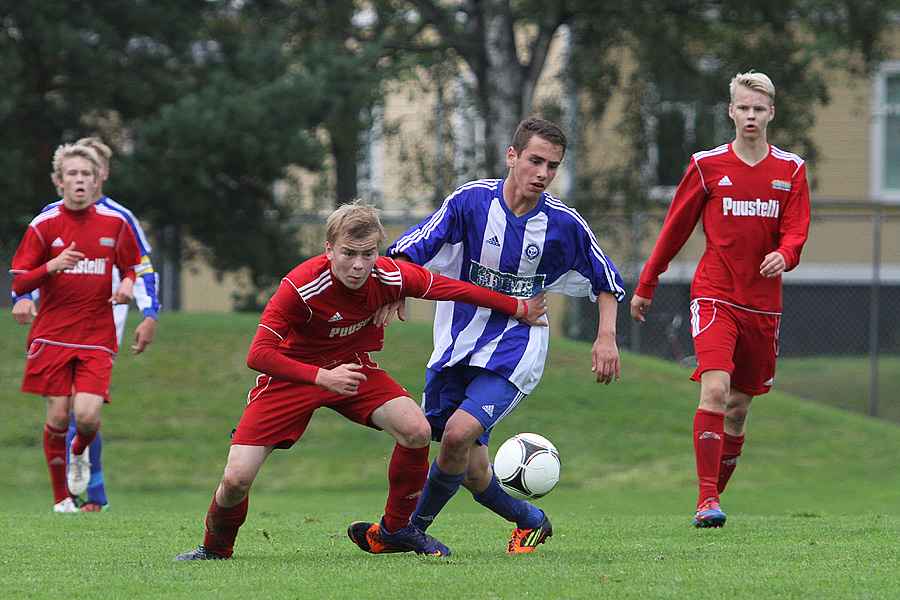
left=174, top=202, right=547, bottom=560
left=348, top=117, right=625, bottom=556
left=630, top=71, right=811, bottom=528
left=12, top=136, right=160, bottom=512
left=10, top=143, right=142, bottom=514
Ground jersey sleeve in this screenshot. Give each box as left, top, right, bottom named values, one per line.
left=396, top=260, right=520, bottom=315
left=246, top=277, right=319, bottom=384
left=115, top=222, right=142, bottom=282
left=133, top=258, right=161, bottom=319
left=544, top=216, right=626, bottom=302
left=10, top=227, right=52, bottom=296
left=635, top=158, right=706, bottom=299
left=387, top=191, right=464, bottom=268
left=246, top=324, right=319, bottom=384
left=776, top=161, right=811, bottom=271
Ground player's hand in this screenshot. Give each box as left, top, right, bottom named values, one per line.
left=517, top=291, right=548, bottom=327
left=110, top=277, right=134, bottom=306
left=131, top=316, right=157, bottom=354
left=373, top=299, right=406, bottom=327
left=315, top=363, right=367, bottom=396
left=591, top=332, right=620, bottom=384
left=12, top=298, right=37, bottom=324
left=47, top=242, right=84, bottom=273
left=630, top=294, right=652, bottom=324
left=759, top=251, right=786, bottom=278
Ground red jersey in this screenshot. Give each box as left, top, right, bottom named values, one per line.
left=10, top=204, right=142, bottom=353
left=247, top=255, right=521, bottom=384
left=635, top=143, right=810, bottom=312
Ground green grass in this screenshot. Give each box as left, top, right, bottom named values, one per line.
left=3, top=313, right=900, bottom=599
left=777, top=354, right=900, bottom=422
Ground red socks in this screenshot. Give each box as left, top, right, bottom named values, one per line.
left=717, top=433, right=745, bottom=494
left=693, top=409, right=724, bottom=505
left=203, top=496, right=249, bottom=558
left=71, top=422, right=99, bottom=456
left=43, top=424, right=69, bottom=503
left=382, top=444, right=429, bottom=532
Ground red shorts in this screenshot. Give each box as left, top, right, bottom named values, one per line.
left=22, top=341, right=114, bottom=402
left=232, top=355, right=410, bottom=449
left=689, top=299, right=781, bottom=396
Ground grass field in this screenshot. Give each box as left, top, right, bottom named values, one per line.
left=2, top=312, right=900, bottom=599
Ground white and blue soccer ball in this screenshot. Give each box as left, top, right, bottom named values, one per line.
left=493, top=433, right=561, bottom=500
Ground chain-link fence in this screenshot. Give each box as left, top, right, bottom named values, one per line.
left=4, top=209, right=899, bottom=421
left=569, top=210, right=900, bottom=422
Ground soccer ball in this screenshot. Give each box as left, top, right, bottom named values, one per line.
left=493, top=433, right=560, bottom=500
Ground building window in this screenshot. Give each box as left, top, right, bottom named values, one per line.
left=643, top=81, right=731, bottom=201
left=870, top=60, right=900, bottom=203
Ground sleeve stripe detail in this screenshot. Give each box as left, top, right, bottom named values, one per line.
left=545, top=198, right=627, bottom=299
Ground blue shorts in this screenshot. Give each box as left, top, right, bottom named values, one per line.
left=422, top=365, right=526, bottom=446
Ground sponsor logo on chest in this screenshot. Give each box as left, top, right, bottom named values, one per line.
left=63, top=258, right=107, bottom=275
left=722, top=197, right=780, bottom=218
left=329, top=315, right=373, bottom=338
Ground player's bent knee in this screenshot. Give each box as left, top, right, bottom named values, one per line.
left=220, top=472, right=254, bottom=499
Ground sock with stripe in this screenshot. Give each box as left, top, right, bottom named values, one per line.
left=693, top=408, right=725, bottom=505
left=409, top=461, right=466, bottom=532
left=382, top=443, right=430, bottom=532
left=717, top=433, right=745, bottom=494
left=43, top=423, right=69, bottom=503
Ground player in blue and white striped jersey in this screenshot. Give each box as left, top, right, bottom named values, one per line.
left=11, top=137, right=160, bottom=512
left=349, top=118, right=625, bottom=556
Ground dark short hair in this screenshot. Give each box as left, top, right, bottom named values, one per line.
left=511, top=117, right=568, bottom=155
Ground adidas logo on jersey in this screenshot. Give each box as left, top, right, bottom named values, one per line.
left=482, top=404, right=495, bottom=417
left=719, top=175, right=733, bottom=186
left=52, top=237, right=66, bottom=248
left=486, top=236, right=501, bottom=247
left=328, top=312, right=343, bottom=322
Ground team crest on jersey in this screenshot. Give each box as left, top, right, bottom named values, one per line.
left=99, top=237, right=115, bottom=247
left=771, top=180, right=791, bottom=191
left=524, top=243, right=540, bottom=260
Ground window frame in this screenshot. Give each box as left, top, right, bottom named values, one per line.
left=869, top=60, right=900, bottom=203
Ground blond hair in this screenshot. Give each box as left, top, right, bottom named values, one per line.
left=325, top=202, right=386, bottom=246
left=51, top=143, right=102, bottom=188
left=76, top=136, right=113, bottom=166
left=729, top=71, right=775, bottom=105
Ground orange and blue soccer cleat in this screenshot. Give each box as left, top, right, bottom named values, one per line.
left=694, top=497, right=727, bottom=528
left=351, top=519, right=450, bottom=556
left=347, top=520, right=409, bottom=554
left=507, top=512, right=553, bottom=553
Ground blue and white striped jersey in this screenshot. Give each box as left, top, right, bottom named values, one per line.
left=388, top=178, right=625, bottom=394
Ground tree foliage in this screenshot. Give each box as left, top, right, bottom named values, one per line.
left=0, top=0, right=208, bottom=248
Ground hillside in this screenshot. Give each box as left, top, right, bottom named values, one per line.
left=2, top=312, right=899, bottom=518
